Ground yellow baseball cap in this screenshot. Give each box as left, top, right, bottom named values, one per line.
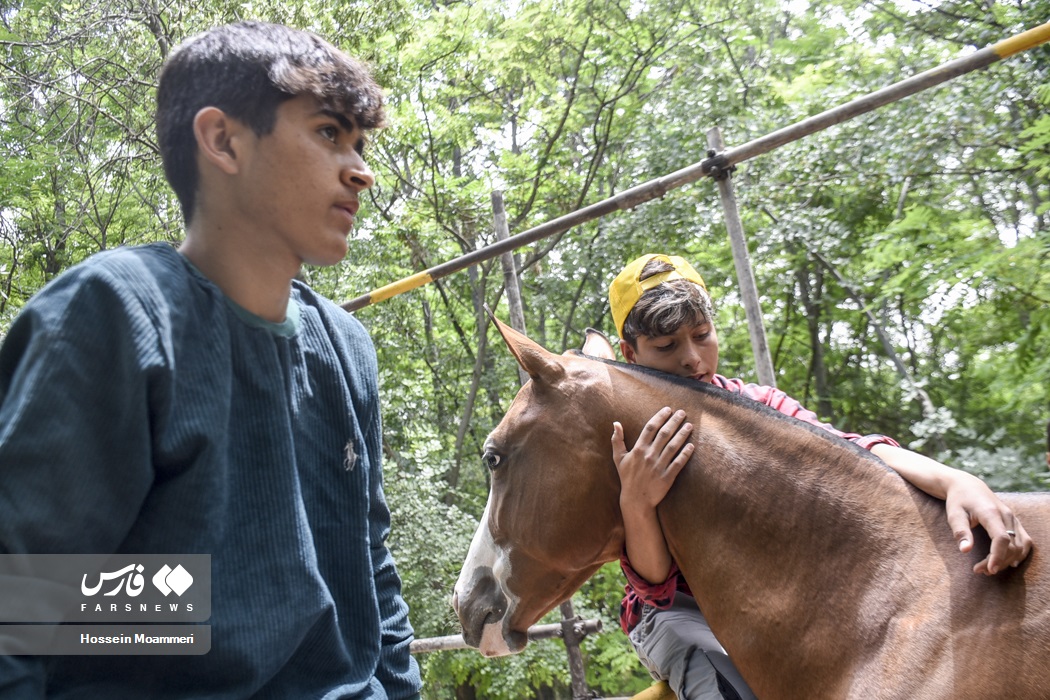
left=609, top=254, right=707, bottom=338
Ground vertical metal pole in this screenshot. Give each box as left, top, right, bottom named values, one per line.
left=491, top=191, right=592, bottom=700
left=706, top=127, right=777, bottom=388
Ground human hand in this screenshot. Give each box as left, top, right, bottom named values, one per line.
left=945, top=472, right=1032, bottom=575
left=612, top=407, right=694, bottom=512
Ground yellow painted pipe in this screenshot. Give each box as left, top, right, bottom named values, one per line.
left=360, top=270, right=434, bottom=306
left=630, top=681, right=677, bottom=700
left=993, top=20, right=1050, bottom=58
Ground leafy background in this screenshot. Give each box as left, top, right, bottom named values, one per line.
left=2, top=0, right=1048, bottom=697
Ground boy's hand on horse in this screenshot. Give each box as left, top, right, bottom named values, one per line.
left=612, top=407, right=695, bottom=511
left=613, top=407, right=695, bottom=585
left=944, top=472, right=1032, bottom=575
left=871, top=442, right=1033, bottom=575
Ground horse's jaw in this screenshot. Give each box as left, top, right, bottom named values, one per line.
left=454, top=567, right=526, bottom=658
left=452, top=568, right=527, bottom=658
left=453, top=499, right=614, bottom=657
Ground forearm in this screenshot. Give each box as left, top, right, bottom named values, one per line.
left=620, top=500, right=674, bottom=584
left=369, top=458, right=420, bottom=695
left=870, top=443, right=972, bottom=499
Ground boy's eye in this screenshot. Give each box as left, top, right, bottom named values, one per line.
left=319, top=125, right=339, bottom=141
left=654, top=342, right=674, bottom=352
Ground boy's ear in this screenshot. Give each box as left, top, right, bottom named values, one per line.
left=192, top=107, right=245, bottom=176
left=619, top=339, right=637, bottom=364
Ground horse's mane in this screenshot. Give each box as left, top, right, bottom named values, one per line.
left=576, top=352, right=895, bottom=475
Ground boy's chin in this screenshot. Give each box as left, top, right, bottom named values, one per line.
left=302, top=242, right=350, bottom=269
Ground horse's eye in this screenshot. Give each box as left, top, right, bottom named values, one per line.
left=483, top=452, right=502, bottom=471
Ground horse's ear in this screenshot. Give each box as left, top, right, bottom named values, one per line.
left=581, top=328, right=615, bottom=360
left=489, top=312, right=566, bottom=383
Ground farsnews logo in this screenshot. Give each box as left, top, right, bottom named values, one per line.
left=81, top=564, right=194, bottom=598
left=153, top=564, right=193, bottom=596
left=81, top=564, right=146, bottom=597
left=0, top=554, right=210, bottom=622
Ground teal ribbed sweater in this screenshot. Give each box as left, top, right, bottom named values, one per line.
left=0, top=243, right=421, bottom=698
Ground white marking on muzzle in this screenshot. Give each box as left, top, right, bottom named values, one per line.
left=454, top=502, right=520, bottom=656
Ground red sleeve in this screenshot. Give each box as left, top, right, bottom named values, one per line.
left=713, top=375, right=900, bottom=451
left=618, top=550, right=690, bottom=634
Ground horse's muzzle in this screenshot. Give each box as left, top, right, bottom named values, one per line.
left=453, top=566, right=521, bottom=655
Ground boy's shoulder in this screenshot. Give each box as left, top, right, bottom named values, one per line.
left=290, top=282, right=379, bottom=389
left=47, top=242, right=184, bottom=292
left=1, top=244, right=192, bottom=366
left=24, top=243, right=189, bottom=318
left=292, top=280, right=369, bottom=341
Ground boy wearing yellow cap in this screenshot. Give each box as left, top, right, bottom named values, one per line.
left=606, top=254, right=1032, bottom=700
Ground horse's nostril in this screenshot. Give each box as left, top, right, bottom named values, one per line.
left=454, top=570, right=511, bottom=649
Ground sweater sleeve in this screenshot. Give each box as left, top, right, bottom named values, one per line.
left=351, top=326, right=421, bottom=698
left=0, top=267, right=159, bottom=689
left=714, top=376, right=900, bottom=451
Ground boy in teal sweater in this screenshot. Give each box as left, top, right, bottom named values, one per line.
left=0, top=21, right=421, bottom=698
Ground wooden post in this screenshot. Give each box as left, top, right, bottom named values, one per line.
left=706, top=127, right=776, bottom=388
left=560, top=600, right=593, bottom=700
left=492, top=191, right=593, bottom=700
left=492, top=191, right=529, bottom=388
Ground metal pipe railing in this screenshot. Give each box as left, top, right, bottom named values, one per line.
left=341, top=21, right=1050, bottom=313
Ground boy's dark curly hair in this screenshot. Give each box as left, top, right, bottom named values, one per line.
left=156, top=21, right=385, bottom=224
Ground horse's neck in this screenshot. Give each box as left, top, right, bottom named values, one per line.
left=645, top=381, right=947, bottom=667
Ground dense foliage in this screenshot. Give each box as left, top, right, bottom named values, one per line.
left=2, top=1, right=1048, bottom=697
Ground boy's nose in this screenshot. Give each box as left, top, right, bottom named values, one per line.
left=342, top=153, right=375, bottom=191
left=680, top=346, right=705, bottom=373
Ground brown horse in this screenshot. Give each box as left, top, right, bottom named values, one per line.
left=453, top=319, right=1050, bottom=699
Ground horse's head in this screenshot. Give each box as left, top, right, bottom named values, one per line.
left=452, top=319, right=625, bottom=656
